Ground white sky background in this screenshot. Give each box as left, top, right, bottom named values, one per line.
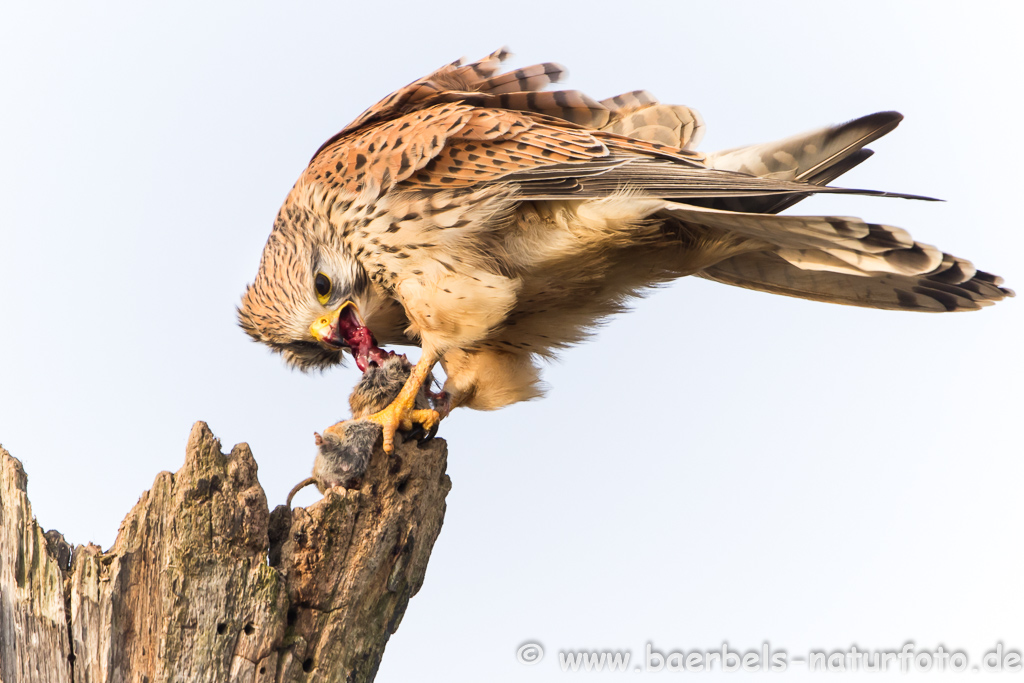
left=1, top=1, right=1021, bottom=680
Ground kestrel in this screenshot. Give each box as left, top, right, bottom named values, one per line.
left=239, top=48, right=1012, bottom=452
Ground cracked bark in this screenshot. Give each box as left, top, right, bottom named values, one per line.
left=0, top=421, right=451, bottom=683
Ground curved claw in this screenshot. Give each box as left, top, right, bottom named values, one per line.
left=392, top=410, right=441, bottom=446
left=418, top=420, right=440, bottom=445
left=404, top=422, right=438, bottom=445
left=368, top=404, right=439, bottom=453
left=364, top=351, right=442, bottom=453
left=405, top=423, right=427, bottom=443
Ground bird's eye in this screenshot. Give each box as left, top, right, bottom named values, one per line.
left=314, top=272, right=332, bottom=304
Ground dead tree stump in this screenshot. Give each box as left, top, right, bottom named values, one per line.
left=0, top=421, right=451, bottom=682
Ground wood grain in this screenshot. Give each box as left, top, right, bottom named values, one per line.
left=0, top=422, right=450, bottom=682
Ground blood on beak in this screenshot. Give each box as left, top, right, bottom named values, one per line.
left=309, top=301, right=361, bottom=349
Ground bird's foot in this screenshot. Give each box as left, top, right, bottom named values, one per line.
left=366, top=399, right=440, bottom=453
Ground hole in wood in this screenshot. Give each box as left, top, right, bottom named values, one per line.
left=217, top=622, right=227, bottom=635
left=287, top=605, right=298, bottom=625
left=303, top=657, right=314, bottom=673
left=244, top=622, right=255, bottom=635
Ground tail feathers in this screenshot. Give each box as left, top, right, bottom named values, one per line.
left=699, top=251, right=1011, bottom=311
left=693, top=112, right=904, bottom=214
left=658, top=203, right=1013, bottom=312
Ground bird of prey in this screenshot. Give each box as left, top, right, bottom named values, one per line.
left=239, top=48, right=1012, bottom=452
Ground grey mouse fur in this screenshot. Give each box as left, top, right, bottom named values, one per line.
left=286, top=355, right=436, bottom=507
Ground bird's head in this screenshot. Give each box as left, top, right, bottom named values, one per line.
left=238, top=204, right=386, bottom=372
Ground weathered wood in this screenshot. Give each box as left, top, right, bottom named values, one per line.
left=0, top=422, right=451, bottom=682
left=0, top=446, right=72, bottom=683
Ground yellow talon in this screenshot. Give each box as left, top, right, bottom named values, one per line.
left=320, top=350, right=443, bottom=454
left=362, top=351, right=442, bottom=453
left=408, top=409, right=439, bottom=433
left=366, top=400, right=439, bottom=453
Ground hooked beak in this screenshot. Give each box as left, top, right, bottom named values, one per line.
left=309, top=301, right=361, bottom=349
